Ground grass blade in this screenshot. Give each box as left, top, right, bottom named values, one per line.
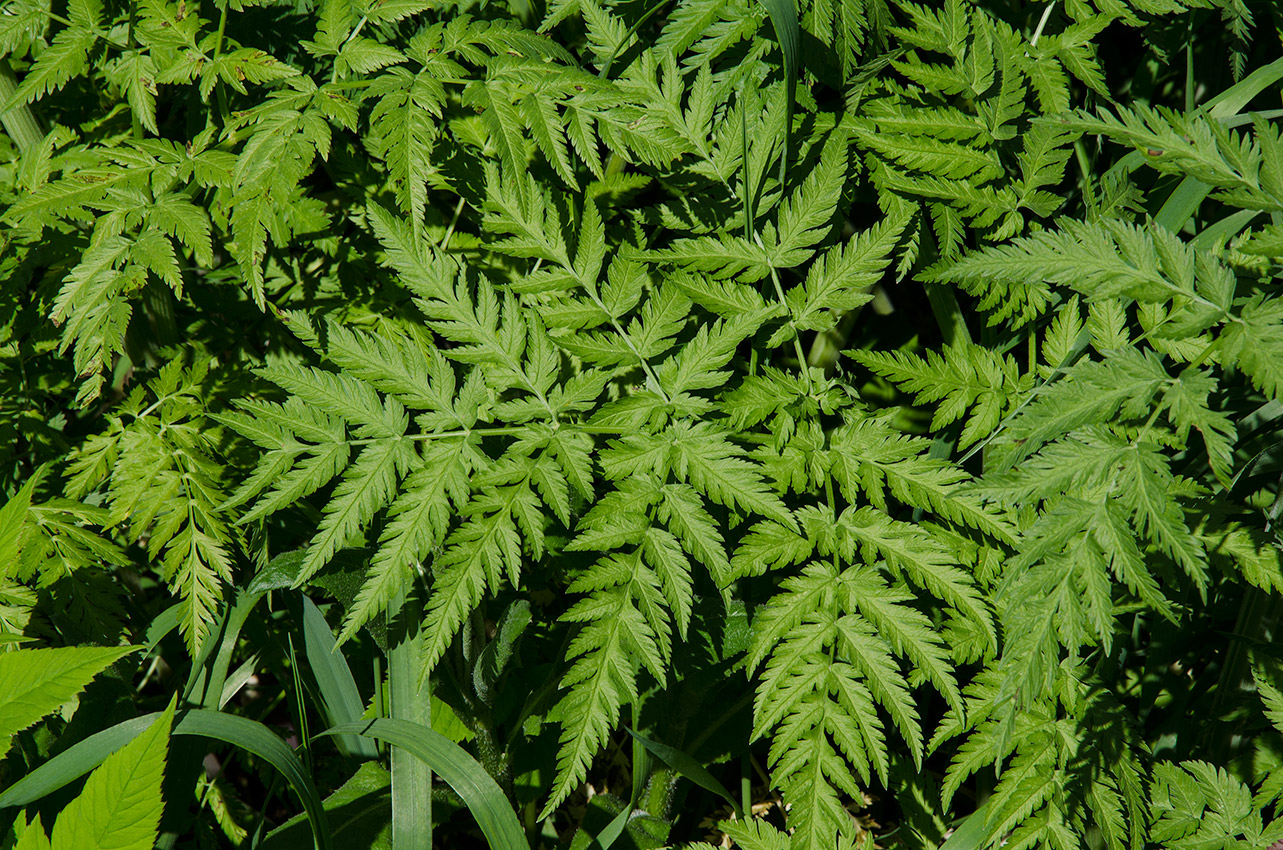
left=590, top=706, right=648, bottom=850
left=1190, top=208, right=1260, bottom=250
left=0, top=59, right=43, bottom=155
left=260, top=761, right=392, bottom=850
left=0, top=715, right=155, bottom=809
left=189, top=549, right=309, bottom=709
left=938, top=801, right=992, bottom=850
left=179, top=710, right=333, bottom=850
left=300, top=594, right=377, bottom=759
left=753, top=0, right=799, bottom=186
left=198, top=589, right=261, bottom=709
left=623, top=727, right=743, bottom=819
left=321, top=718, right=529, bottom=850
left=142, top=604, right=182, bottom=657
left=592, top=806, right=631, bottom=850
left=387, top=590, right=432, bottom=850
left=0, top=710, right=333, bottom=850
left=1154, top=176, right=1211, bottom=234
left=1205, top=56, right=1283, bottom=119
left=924, top=283, right=972, bottom=347
left=220, top=652, right=263, bottom=709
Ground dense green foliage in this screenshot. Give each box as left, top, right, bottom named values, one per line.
left=2, top=0, right=1283, bottom=846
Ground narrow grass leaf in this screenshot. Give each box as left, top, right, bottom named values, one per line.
left=623, top=727, right=743, bottom=819
left=0, top=711, right=332, bottom=850
left=177, top=710, right=333, bottom=850
left=261, top=761, right=392, bottom=850
left=753, top=0, right=799, bottom=186
left=301, top=594, right=377, bottom=758
left=1205, top=57, right=1283, bottom=118
left=0, top=715, right=156, bottom=809
left=387, top=590, right=433, bottom=850
left=142, top=604, right=182, bottom=657
left=938, top=801, right=993, bottom=850
left=1154, top=177, right=1211, bottom=234
left=322, top=719, right=529, bottom=850
left=592, top=806, right=631, bottom=850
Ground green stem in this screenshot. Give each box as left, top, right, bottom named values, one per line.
left=210, top=1, right=230, bottom=123
left=1029, top=3, right=1054, bottom=47
left=127, top=0, right=138, bottom=48
left=1073, top=139, right=1097, bottom=211
left=212, top=2, right=229, bottom=56
left=596, top=0, right=669, bottom=80
left=924, top=283, right=972, bottom=347
left=372, top=655, right=385, bottom=757
left=762, top=256, right=814, bottom=394
left=914, top=217, right=972, bottom=348
left=630, top=701, right=649, bottom=806
left=0, top=60, right=44, bottom=156
left=332, top=15, right=369, bottom=84
left=741, top=78, right=810, bottom=395
left=440, top=195, right=465, bottom=248
left=1185, top=15, right=1195, bottom=114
